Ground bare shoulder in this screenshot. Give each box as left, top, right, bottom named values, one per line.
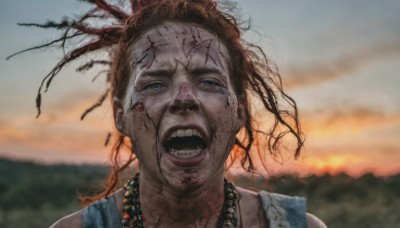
left=306, top=213, right=327, bottom=228
left=236, top=186, right=259, bottom=200
left=235, top=186, right=263, bottom=211
left=50, top=209, right=84, bottom=228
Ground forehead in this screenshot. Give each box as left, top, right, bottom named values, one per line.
left=129, top=21, right=230, bottom=70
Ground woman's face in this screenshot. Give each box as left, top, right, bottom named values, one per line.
left=115, top=22, right=244, bottom=191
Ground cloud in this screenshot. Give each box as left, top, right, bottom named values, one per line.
left=0, top=96, right=115, bottom=163
left=302, top=108, right=400, bottom=138
left=301, top=144, right=400, bottom=177
left=283, top=40, right=400, bottom=89
left=293, top=107, right=400, bottom=176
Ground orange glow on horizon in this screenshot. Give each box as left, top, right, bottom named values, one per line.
left=300, top=153, right=400, bottom=177
left=303, top=155, right=361, bottom=175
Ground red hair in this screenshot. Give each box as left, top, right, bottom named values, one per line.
left=8, top=0, right=304, bottom=205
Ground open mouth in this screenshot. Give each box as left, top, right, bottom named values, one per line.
left=163, top=129, right=206, bottom=158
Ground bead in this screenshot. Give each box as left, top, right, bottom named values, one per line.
left=123, top=213, right=130, bottom=221
left=121, top=175, right=238, bottom=228
left=127, top=186, right=134, bottom=193
left=121, top=220, right=129, bottom=226
left=223, top=220, right=234, bottom=228
left=227, top=193, right=234, bottom=199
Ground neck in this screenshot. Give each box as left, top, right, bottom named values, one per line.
left=140, top=172, right=225, bottom=227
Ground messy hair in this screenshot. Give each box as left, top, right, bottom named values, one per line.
left=8, top=0, right=304, bottom=205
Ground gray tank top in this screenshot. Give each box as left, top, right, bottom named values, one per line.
left=83, top=191, right=307, bottom=227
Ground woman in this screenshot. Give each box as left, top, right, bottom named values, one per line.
left=12, top=0, right=326, bottom=227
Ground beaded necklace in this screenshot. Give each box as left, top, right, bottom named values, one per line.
left=121, top=173, right=238, bottom=228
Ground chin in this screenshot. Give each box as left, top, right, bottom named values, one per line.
left=162, top=169, right=208, bottom=192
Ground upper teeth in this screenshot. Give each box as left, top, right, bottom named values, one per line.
left=166, top=129, right=203, bottom=141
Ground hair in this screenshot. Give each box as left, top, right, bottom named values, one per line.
left=8, top=0, right=304, bottom=205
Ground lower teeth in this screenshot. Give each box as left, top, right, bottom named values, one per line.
left=170, top=148, right=202, bottom=158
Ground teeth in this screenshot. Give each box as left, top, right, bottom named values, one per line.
left=170, top=148, right=202, bottom=158
left=171, top=131, right=177, bottom=138
left=166, top=129, right=203, bottom=141
left=177, top=130, right=184, bottom=137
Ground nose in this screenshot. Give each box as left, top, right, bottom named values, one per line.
left=168, top=83, right=200, bottom=113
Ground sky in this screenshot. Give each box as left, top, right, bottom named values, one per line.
left=1, top=0, right=399, bottom=177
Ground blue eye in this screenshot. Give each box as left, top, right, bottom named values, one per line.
left=201, top=79, right=221, bottom=88
left=143, top=82, right=165, bottom=92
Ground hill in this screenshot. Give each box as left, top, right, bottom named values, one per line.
left=0, top=158, right=399, bottom=227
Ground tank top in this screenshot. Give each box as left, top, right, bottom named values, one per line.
left=83, top=190, right=307, bottom=227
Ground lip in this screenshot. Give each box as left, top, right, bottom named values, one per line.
left=164, top=148, right=208, bottom=167
left=161, top=125, right=210, bottom=167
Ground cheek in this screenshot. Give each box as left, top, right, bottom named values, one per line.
left=129, top=101, right=150, bottom=134
left=201, top=92, right=239, bottom=148
left=200, top=91, right=238, bottom=122
left=126, top=98, right=160, bottom=163
left=126, top=92, right=167, bottom=142
left=125, top=93, right=154, bottom=143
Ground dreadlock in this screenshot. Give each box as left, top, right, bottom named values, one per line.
left=7, top=0, right=304, bottom=205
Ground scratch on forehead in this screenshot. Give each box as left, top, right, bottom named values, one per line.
left=130, top=22, right=230, bottom=77
left=131, top=34, right=169, bottom=71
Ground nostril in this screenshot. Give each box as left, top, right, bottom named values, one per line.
left=170, top=104, right=180, bottom=113
left=169, top=98, right=199, bottom=113
left=187, top=103, right=199, bottom=111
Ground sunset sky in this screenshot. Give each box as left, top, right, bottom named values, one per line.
left=1, top=0, right=399, bottom=177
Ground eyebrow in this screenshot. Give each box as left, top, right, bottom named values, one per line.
left=139, top=69, right=173, bottom=78
left=190, top=67, right=223, bottom=76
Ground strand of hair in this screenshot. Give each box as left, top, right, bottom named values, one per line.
left=80, top=88, right=110, bottom=120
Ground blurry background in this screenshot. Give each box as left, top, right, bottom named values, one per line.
left=1, top=0, right=399, bottom=227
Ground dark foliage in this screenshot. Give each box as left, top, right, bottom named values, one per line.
left=1, top=158, right=399, bottom=227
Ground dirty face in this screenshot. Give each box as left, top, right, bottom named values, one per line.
left=115, top=22, right=244, bottom=191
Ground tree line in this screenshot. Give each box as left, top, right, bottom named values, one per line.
left=0, top=158, right=399, bottom=227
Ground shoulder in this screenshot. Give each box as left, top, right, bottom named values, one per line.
left=236, top=186, right=260, bottom=201
left=256, top=189, right=327, bottom=227
left=236, top=187, right=268, bottom=227
left=50, top=210, right=84, bottom=228
left=236, top=186, right=263, bottom=210
left=50, top=190, right=124, bottom=228
left=306, top=213, right=327, bottom=228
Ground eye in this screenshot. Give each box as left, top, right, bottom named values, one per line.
left=200, top=79, right=222, bottom=88
left=142, top=81, right=166, bottom=93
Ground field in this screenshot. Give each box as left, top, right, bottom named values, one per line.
left=0, top=158, right=399, bottom=227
